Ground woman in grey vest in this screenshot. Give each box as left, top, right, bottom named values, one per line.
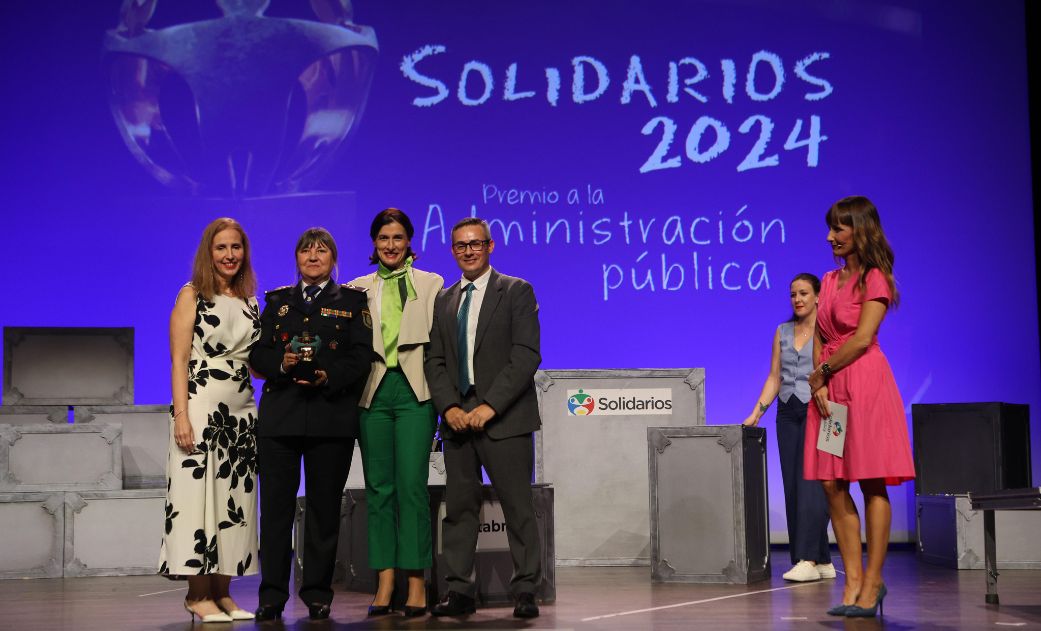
left=743, top=273, right=834, bottom=582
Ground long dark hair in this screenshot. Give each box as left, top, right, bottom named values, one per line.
left=368, top=207, right=417, bottom=265
left=826, top=195, right=899, bottom=307
left=787, top=272, right=820, bottom=322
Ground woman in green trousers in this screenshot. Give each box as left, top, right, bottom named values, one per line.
left=351, top=208, right=444, bottom=617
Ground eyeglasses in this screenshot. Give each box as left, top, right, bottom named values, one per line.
left=452, top=239, right=490, bottom=253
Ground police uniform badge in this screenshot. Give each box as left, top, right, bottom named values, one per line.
left=361, top=309, right=372, bottom=329
left=278, top=304, right=289, bottom=317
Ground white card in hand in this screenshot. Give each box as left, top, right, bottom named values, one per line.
left=816, top=401, right=848, bottom=457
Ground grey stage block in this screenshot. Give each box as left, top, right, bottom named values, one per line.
left=0, top=493, right=64, bottom=579
left=0, top=423, right=122, bottom=492
left=311, top=486, right=556, bottom=607
left=433, top=484, right=556, bottom=605
left=648, top=425, right=770, bottom=583
left=3, top=326, right=134, bottom=406
left=535, top=368, right=704, bottom=565
left=345, top=443, right=366, bottom=489
left=63, top=490, right=165, bottom=577
left=0, top=405, right=67, bottom=424
left=75, top=405, right=168, bottom=489
left=917, top=494, right=1041, bottom=570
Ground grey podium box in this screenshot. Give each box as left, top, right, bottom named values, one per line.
left=648, top=425, right=770, bottom=583
left=299, top=485, right=556, bottom=607
left=0, top=406, right=67, bottom=424
left=916, top=494, right=1041, bottom=570
left=63, top=490, right=166, bottom=577
left=3, top=327, right=134, bottom=406
left=432, top=484, right=556, bottom=605
left=534, top=368, right=704, bottom=565
left=75, top=405, right=168, bottom=489
left=0, top=423, right=122, bottom=492
left=0, top=492, right=64, bottom=579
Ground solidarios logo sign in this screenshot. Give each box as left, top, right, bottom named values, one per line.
left=566, top=388, right=673, bottom=416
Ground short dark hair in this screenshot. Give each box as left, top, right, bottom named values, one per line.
left=368, top=208, right=417, bottom=264
left=451, top=217, right=491, bottom=241
left=294, top=227, right=338, bottom=279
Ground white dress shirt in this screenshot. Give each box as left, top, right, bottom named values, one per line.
left=300, top=278, right=330, bottom=297
left=457, top=267, right=492, bottom=386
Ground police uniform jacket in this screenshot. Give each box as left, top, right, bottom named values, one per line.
left=249, top=282, right=373, bottom=438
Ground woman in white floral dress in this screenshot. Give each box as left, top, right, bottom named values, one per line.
left=159, top=218, right=261, bottom=622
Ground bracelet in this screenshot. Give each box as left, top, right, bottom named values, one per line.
left=758, top=402, right=769, bottom=414
left=820, top=362, right=833, bottom=379
left=172, top=409, right=186, bottom=420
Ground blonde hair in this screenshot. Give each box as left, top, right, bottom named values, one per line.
left=826, top=196, right=899, bottom=307
left=190, top=218, right=257, bottom=300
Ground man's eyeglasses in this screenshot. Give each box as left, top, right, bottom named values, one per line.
left=452, top=239, right=490, bottom=253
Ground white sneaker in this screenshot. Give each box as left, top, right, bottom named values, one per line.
left=782, top=560, right=822, bottom=582
left=816, top=563, right=837, bottom=579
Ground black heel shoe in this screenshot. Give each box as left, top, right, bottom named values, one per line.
left=368, top=591, right=395, bottom=617
left=402, top=604, right=427, bottom=617
left=254, top=604, right=283, bottom=621
left=845, top=583, right=886, bottom=617
left=826, top=603, right=851, bottom=616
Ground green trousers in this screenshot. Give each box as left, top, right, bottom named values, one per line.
left=359, top=368, right=437, bottom=569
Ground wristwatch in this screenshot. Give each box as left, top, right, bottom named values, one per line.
left=820, top=362, right=833, bottom=378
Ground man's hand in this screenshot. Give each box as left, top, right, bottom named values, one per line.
left=444, top=406, right=468, bottom=432
left=466, top=404, right=496, bottom=431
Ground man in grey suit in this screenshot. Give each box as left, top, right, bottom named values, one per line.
left=425, top=217, right=542, bottom=619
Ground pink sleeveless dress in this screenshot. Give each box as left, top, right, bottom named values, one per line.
left=803, top=268, right=915, bottom=485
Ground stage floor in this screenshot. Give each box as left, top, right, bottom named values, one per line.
left=2, top=550, right=1038, bottom=630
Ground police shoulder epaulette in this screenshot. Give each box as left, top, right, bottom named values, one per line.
left=265, top=285, right=293, bottom=295
left=341, top=283, right=367, bottom=293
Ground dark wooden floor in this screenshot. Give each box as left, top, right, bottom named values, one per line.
left=1, top=550, right=1038, bottom=630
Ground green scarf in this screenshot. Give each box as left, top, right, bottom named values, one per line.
left=377, top=257, right=417, bottom=368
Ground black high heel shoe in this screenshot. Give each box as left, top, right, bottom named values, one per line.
left=401, top=604, right=427, bottom=617
left=368, top=591, right=395, bottom=617
left=845, top=583, right=887, bottom=617
left=826, top=603, right=852, bottom=616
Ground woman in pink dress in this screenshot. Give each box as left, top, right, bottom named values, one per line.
left=804, top=196, right=915, bottom=618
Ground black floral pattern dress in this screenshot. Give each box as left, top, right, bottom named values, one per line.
left=159, top=291, right=261, bottom=577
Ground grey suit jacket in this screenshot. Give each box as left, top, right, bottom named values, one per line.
left=425, top=268, right=542, bottom=440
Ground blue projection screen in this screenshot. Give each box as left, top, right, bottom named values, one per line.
left=0, top=1, right=1036, bottom=543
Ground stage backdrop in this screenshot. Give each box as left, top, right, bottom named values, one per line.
left=0, top=1, right=1036, bottom=544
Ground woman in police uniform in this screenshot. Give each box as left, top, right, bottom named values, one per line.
left=248, top=227, right=372, bottom=621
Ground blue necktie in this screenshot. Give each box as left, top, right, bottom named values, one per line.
left=457, top=283, right=475, bottom=395
left=304, top=284, right=321, bottom=302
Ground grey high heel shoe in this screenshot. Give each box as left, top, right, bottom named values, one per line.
left=845, top=583, right=887, bottom=617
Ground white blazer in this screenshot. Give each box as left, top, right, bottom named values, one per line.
left=350, top=267, right=444, bottom=407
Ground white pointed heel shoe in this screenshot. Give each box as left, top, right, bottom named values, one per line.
left=184, top=600, right=233, bottom=623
